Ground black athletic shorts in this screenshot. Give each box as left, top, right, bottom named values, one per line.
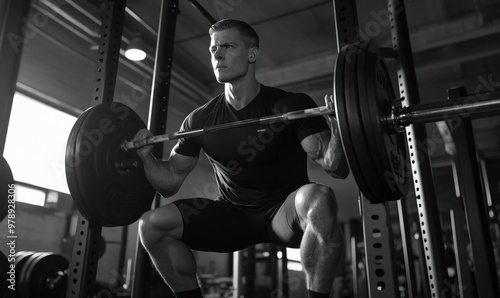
left=172, top=195, right=301, bottom=252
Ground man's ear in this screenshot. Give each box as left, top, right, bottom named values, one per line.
left=248, top=47, right=258, bottom=63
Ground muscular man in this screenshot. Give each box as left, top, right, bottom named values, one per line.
left=132, top=19, right=349, bottom=298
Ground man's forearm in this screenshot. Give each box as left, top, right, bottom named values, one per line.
left=142, top=153, right=181, bottom=198
left=323, top=133, right=349, bottom=179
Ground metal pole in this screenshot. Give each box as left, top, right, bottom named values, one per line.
left=66, top=0, right=126, bottom=296
left=233, top=251, right=243, bottom=298
left=360, top=194, right=399, bottom=298
left=449, top=207, right=474, bottom=298
left=0, top=0, right=31, bottom=153
left=388, top=0, right=450, bottom=297
left=396, top=199, right=418, bottom=298
left=448, top=87, right=500, bottom=298
left=332, top=0, right=360, bottom=52
left=185, top=0, right=216, bottom=24
left=280, top=246, right=289, bottom=298
left=131, top=0, right=179, bottom=297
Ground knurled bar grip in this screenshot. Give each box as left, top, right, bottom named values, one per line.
left=121, top=106, right=333, bottom=150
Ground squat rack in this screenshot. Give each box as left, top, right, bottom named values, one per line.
left=63, top=0, right=500, bottom=297
left=335, top=1, right=500, bottom=298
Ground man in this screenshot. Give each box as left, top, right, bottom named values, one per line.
left=132, top=19, right=349, bottom=298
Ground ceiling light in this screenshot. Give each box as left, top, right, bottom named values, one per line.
left=125, top=35, right=146, bottom=61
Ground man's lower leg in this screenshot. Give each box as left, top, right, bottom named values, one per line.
left=301, top=223, right=344, bottom=297
left=142, top=235, right=202, bottom=296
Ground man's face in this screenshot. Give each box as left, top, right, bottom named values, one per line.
left=209, top=29, right=256, bottom=83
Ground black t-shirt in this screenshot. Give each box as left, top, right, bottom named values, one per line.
left=174, top=85, right=329, bottom=207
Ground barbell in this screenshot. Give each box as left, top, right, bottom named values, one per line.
left=65, top=40, right=500, bottom=227
left=1, top=251, right=69, bottom=298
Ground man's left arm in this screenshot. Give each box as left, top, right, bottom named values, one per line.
left=301, top=95, right=349, bottom=179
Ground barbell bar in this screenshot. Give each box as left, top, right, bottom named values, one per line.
left=121, top=106, right=335, bottom=151
left=65, top=39, right=500, bottom=226
left=396, top=91, right=500, bottom=126
left=120, top=95, right=500, bottom=152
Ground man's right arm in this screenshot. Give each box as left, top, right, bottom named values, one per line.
left=141, top=148, right=198, bottom=198
left=132, top=129, right=198, bottom=198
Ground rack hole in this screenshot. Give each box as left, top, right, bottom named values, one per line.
left=376, top=282, right=385, bottom=291
left=375, top=269, right=385, bottom=277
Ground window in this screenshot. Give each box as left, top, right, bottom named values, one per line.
left=4, top=93, right=77, bottom=203
left=286, top=248, right=303, bottom=271
left=15, top=184, right=46, bottom=206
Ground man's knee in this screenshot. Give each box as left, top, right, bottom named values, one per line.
left=138, top=211, right=160, bottom=247
left=296, top=183, right=339, bottom=219
left=295, top=184, right=340, bottom=238
left=139, top=205, right=183, bottom=247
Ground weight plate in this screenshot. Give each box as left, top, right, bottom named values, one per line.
left=0, top=156, right=15, bottom=222
left=358, top=41, right=410, bottom=201
left=1, top=250, right=10, bottom=297
left=334, top=44, right=378, bottom=201
left=65, top=107, right=101, bottom=224
left=335, top=40, right=410, bottom=203
left=19, top=252, right=46, bottom=298
left=66, top=102, right=155, bottom=226
left=16, top=251, right=35, bottom=270
left=344, top=43, right=391, bottom=201
left=20, top=252, right=69, bottom=298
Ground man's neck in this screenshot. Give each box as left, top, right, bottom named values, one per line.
left=224, top=78, right=261, bottom=111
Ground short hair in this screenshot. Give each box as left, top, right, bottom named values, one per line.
left=209, top=19, right=259, bottom=48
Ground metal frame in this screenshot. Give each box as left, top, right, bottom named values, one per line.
left=396, top=199, right=418, bottom=298
left=448, top=87, right=500, bottom=297
left=332, top=0, right=360, bottom=52
left=0, top=0, right=31, bottom=154
left=449, top=205, right=474, bottom=298
left=66, top=0, right=127, bottom=296
left=388, top=0, right=450, bottom=297
left=131, top=1, right=180, bottom=296
left=360, top=195, right=399, bottom=298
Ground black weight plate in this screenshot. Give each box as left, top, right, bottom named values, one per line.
left=359, top=42, right=410, bottom=201
left=16, top=251, right=35, bottom=270
left=65, top=107, right=101, bottom=224
left=0, top=156, right=14, bottom=222
left=344, top=42, right=391, bottom=202
left=16, top=250, right=36, bottom=289
left=66, top=107, right=110, bottom=225
left=65, top=102, right=155, bottom=226
left=19, top=252, right=46, bottom=298
left=334, top=44, right=377, bottom=201
left=21, top=252, right=69, bottom=298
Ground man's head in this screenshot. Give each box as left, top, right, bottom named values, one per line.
left=209, top=19, right=260, bottom=84
left=209, top=19, right=259, bottom=49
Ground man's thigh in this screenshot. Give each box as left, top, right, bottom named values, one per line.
left=173, top=198, right=271, bottom=253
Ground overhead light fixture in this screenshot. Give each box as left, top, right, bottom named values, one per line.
left=125, top=34, right=146, bottom=61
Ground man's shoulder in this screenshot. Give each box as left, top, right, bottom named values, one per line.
left=186, top=92, right=225, bottom=119
left=261, top=85, right=316, bottom=110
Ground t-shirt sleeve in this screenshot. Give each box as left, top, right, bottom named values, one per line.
left=290, top=93, right=330, bottom=141
left=173, top=112, right=202, bottom=157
